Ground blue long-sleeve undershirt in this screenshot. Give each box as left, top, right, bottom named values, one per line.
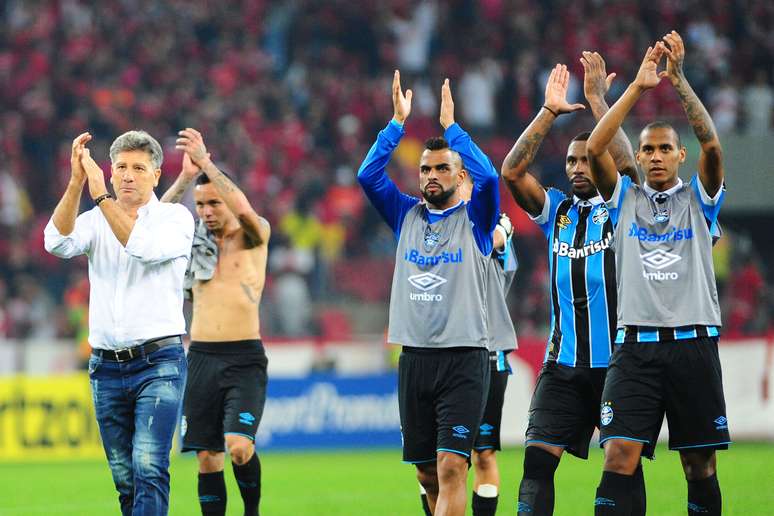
left=357, top=119, right=499, bottom=255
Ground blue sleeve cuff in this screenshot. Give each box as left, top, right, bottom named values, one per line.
left=385, top=119, right=405, bottom=141
left=443, top=122, right=463, bottom=141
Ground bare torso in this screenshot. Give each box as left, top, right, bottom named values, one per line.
left=190, top=229, right=267, bottom=342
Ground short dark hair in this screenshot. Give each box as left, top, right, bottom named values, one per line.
left=196, top=169, right=236, bottom=186
left=424, top=137, right=449, bottom=151
left=571, top=131, right=591, bottom=142
left=422, top=136, right=463, bottom=168
left=639, top=121, right=681, bottom=147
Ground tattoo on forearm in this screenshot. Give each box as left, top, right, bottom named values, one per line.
left=212, top=172, right=237, bottom=194
left=675, top=80, right=716, bottom=144
left=167, top=188, right=186, bottom=203
left=504, top=110, right=554, bottom=171
left=505, top=131, right=546, bottom=170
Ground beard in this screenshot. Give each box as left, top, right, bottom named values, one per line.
left=421, top=183, right=456, bottom=206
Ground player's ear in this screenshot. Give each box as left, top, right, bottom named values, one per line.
left=679, top=147, right=686, bottom=163
left=458, top=169, right=467, bottom=186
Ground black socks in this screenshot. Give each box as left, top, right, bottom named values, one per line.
left=472, top=491, right=498, bottom=516
left=232, top=452, right=261, bottom=515
left=594, top=471, right=634, bottom=515
left=688, top=473, right=721, bottom=516
left=198, top=471, right=227, bottom=516
left=518, top=446, right=560, bottom=515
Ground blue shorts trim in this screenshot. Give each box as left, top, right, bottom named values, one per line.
left=224, top=431, right=255, bottom=441
left=599, top=435, right=650, bottom=446
left=473, top=445, right=496, bottom=451
left=525, top=439, right=568, bottom=448
left=402, top=457, right=437, bottom=464
left=437, top=448, right=470, bottom=458
left=671, top=441, right=732, bottom=450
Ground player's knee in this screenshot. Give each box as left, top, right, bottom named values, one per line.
left=474, top=449, right=496, bottom=472
left=227, top=439, right=255, bottom=465
left=523, top=445, right=561, bottom=480
left=436, top=452, right=468, bottom=484
left=416, top=463, right=439, bottom=493
left=680, top=450, right=716, bottom=481
left=197, top=450, right=225, bottom=473
left=602, top=439, right=641, bottom=474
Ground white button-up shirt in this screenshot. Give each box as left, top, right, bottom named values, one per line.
left=44, top=194, right=194, bottom=350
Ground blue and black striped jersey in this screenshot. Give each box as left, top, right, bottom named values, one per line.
left=534, top=189, right=616, bottom=368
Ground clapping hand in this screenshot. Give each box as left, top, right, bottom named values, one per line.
left=392, top=70, right=412, bottom=125
left=70, top=132, right=92, bottom=186
left=581, top=52, right=616, bottom=101
left=633, top=44, right=666, bottom=91
left=80, top=148, right=109, bottom=200
left=439, top=78, right=456, bottom=129
left=544, top=64, right=585, bottom=116
left=660, top=30, right=686, bottom=86
left=176, top=128, right=211, bottom=170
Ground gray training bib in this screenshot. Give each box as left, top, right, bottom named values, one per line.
left=388, top=204, right=490, bottom=349
left=613, top=180, right=722, bottom=328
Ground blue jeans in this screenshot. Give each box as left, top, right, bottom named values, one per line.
left=88, top=344, right=187, bottom=516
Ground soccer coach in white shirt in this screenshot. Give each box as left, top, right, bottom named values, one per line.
left=45, top=130, right=194, bottom=516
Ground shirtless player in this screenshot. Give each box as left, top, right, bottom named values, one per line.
left=162, top=128, right=270, bottom=516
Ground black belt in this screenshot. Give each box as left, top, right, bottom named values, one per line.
left=93, top=335, right=182, bottom=362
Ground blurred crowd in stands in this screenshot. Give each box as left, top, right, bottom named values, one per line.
left=1, top=0, right=772, bottom=346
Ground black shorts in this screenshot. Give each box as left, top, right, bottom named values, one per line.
left=398, top=346, right=489, bottom=462
left=473, top=351, right=512, bottom=452
left=599, top=337, right=730, bottom=459
left=181, top=340, right=268, bottom=453
left=525, top=361, right=607, bottom=459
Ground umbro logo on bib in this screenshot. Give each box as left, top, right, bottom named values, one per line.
left=408, top=273, right=447, bottom=291
left=641, top=249, right=681, bottom=280
left=641, top=249, right=682, bottom=269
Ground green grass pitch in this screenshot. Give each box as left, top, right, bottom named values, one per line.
left=1, top=443, right=772, bottom=514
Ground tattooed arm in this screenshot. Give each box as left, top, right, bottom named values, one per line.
left=502, top=64, right=585, bottom=216
left=581, top=51, right=639, bottom=184
left=176, top=128, right=270, bottom=246
left=161, top=153, right=200, bottom=203
left=662, top=30, right=724, bottom=195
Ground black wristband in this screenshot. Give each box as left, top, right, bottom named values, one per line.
left=542, top=105, right=559, bottom=118
left=94, top=193, right=114, bottom=206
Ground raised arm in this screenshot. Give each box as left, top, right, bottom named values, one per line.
left=501, top=64, right=585, bottom=216
left=440, top=78, right=500, bottom=243
left=176, top=128, right=270, bottom=247
left=161, top=153, right=205, bottom=203
left=45, top=133, right=94, bottom=258
left=357, top=70, right=419, bottom=236
left=581, top=51, right=639, bottom=184
left=51, top=133, right=90, bottom=235
left=587, top=44, right=666, bottom=200
left=662, top=30, right=724, bottom=196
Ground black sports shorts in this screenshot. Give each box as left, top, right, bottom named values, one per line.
left=398, top=346, right=489, bottom=463
left=473, top=350, right=512, bottom=452
left=525, top=361, right=606, bottom=459
left=181, top=339, right=268, bottom=452
left=599, top=337, right=730, bottom=459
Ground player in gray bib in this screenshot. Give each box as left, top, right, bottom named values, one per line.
left=587, top=32, right=729, bottom=516
left=358, top=71, right=499, bottom=516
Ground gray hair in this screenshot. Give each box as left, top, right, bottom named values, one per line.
left=109, top=130, right=163, bottom=169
